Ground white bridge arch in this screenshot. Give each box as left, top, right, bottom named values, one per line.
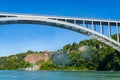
left=0, top=13, right=120, bottom=52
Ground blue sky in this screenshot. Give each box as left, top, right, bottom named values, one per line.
left=0, top=0, right=120, bottom=56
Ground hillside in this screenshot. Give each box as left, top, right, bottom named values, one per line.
left=0, top=51, right=50, bottom=70
left=41, top=38, right=120, bottom=71
left=0, top=34, right=120, bottom=71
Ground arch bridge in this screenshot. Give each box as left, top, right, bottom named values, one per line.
left=0, top=13, right=120, bottom=52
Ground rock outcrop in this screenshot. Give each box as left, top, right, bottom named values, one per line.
left=24, top=51, right=49, bottom=63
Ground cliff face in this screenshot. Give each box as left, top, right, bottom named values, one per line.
left=24, top=52, right=49, bottom=63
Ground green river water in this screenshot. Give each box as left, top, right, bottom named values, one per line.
left=0, top=70, right=120, bottom=80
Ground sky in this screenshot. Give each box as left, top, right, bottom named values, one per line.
left=0, top=0, right=120, bottom=56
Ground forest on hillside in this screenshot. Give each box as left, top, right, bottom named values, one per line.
left=0, top=34, right=120, bottom=71
left=41, top=38, right=120, bottom=71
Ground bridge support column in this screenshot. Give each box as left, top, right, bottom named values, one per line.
left=86, top=24, right=88, bottom=28
left=83, top=20, right=85, bottom=27
left=108, top=22, right=111, bottom=38
left=94, top=25, right=96, bottom=31
left=100, top=21, right=103, bottom=34
left=65, top=19, right=67, bottom=22
left=74, top=20, right=76, bottom=24
left=116, top=22, right=119, bottom=42
left=92, top=21, right=94, bottom=30
left=55, top=18, right=57, bottom=20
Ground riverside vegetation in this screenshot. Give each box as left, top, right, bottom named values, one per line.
left=0, top=34, right=120, bottom=71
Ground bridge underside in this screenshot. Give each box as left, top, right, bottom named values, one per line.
left=0, top=13, right=120, bottom=52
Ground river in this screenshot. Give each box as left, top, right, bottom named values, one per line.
left=0, top=70, right=120, bottom=80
